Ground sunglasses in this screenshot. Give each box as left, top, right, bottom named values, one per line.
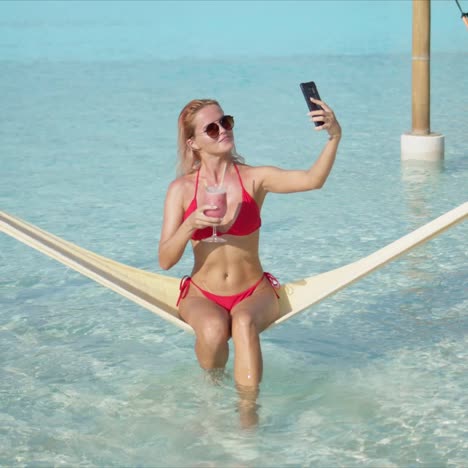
left=202, top=115, right=235, bottom=139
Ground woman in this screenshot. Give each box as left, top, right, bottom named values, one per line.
left=159, top=97, right=341, bottom=424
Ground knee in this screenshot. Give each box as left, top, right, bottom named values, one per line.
left=232, top=310, right=257, bottom=338
left=197, top=319, right=230, bottom=349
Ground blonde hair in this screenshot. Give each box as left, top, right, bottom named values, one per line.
left=176, top=99, right=244, bottom=176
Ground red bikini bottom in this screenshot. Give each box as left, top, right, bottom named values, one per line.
left=177, top=272, right=280, bottom=313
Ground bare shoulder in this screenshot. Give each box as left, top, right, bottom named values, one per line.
left=166, top=172, right=196, bottom=201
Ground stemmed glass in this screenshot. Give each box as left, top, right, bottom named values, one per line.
left=203, top=185, right=227, bottom=243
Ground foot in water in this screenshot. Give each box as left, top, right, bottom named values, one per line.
left=236, top=383, right=260, bottom=429
left=205, top=367, right=229, bottom=385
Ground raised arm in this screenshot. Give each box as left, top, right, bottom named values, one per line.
left=260, top=99, right=342, bottom=194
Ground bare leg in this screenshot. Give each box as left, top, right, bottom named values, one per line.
left=230, top=278, right=280, bottom=427
left=231, top=278, right=279, bottom=386
left=179, top=295, right=231, bottom=371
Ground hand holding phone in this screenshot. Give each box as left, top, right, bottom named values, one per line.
left=300, top=81, right=324, bottom=127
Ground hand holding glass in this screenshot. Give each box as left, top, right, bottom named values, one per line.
left=203, top=186, right=227, bottom=243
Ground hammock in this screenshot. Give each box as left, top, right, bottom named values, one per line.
left=1, top=203, right=466, bottom=334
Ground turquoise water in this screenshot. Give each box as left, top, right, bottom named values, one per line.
left=2, top=1, right=466, bottom=59
left=1, top=38, right=467, bottom=468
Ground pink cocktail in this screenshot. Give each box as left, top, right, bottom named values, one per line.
left=203, top=186, right=227, bottom=243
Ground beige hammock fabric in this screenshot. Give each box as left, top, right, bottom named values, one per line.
left=1, top=202, right=467, bottom=334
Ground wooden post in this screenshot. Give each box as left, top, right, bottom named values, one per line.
left=412, top=0, right=430, bottom=135
left=401, top=0, right=444, bottom=161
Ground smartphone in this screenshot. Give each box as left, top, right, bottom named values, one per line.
left=300, top=81, right=324, bottom=126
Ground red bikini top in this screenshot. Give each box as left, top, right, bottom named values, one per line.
left=182, top=164, right=261, bottom=241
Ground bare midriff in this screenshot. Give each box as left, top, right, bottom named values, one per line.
left=190, top=230, right=263, bottom=294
